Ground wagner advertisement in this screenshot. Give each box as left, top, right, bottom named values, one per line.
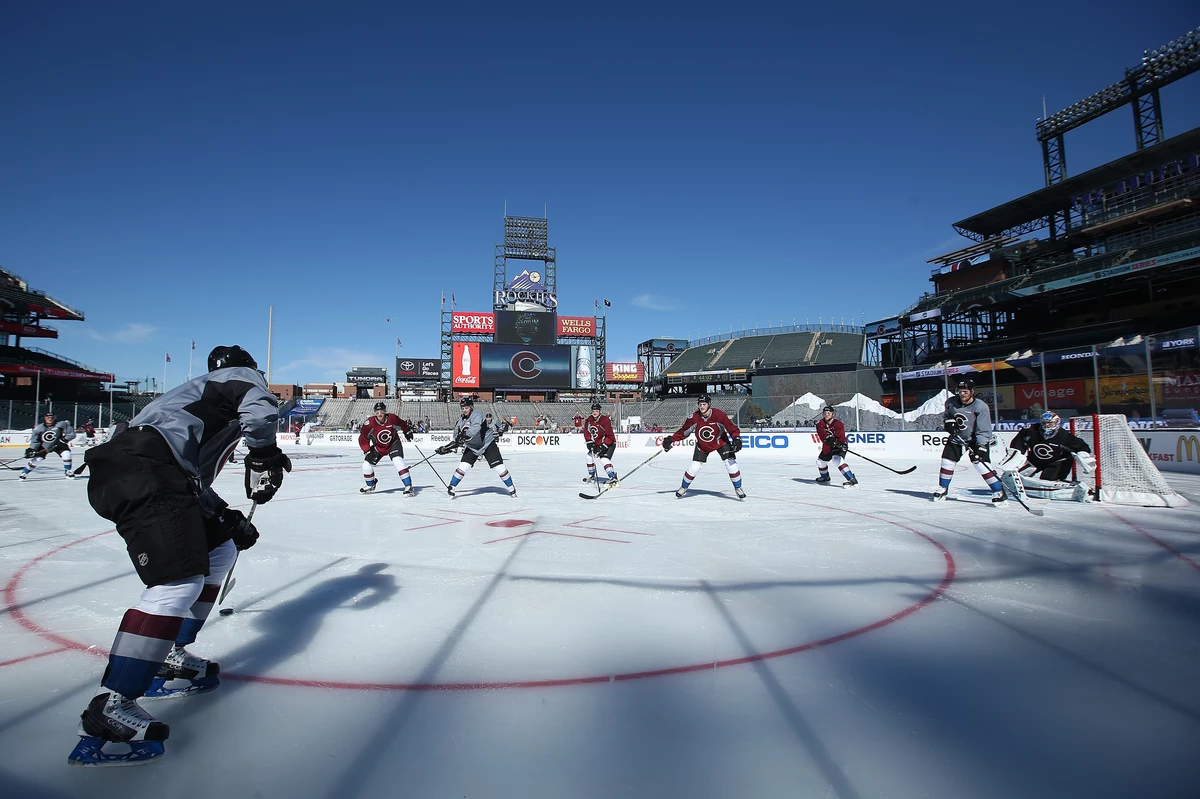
left=479, top=344, right=571, bottom=388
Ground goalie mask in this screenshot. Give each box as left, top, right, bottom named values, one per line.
left=1040, top=411, right=1061, bottom=436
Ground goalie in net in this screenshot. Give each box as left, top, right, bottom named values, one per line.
left=997, top=412, right=1095, bottom=502
left=1066, top=414, right=1188, bottom=508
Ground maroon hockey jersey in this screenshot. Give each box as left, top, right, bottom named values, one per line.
left=359, top=414, right=411, bottom=453
left=670, top=408, right=740, bottom=454
left=583, top=415, right=616, bottom=448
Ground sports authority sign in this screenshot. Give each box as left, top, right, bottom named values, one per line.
left=557, top=316, right=595, bottom=337
left=451, top=312, right=495, bottom=334
left=606, top=362, right=645, bottom=383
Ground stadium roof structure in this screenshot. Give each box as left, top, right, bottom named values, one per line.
left=0, top=268, right=85, bottom=322
left=952, top=127, right=1200, bottom=242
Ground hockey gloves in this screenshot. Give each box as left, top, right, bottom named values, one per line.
left=730, top=436, right=743, bottom=453
left=24, top=447, right=37, bottom=459
left=404, top=429, right=414, bottom=441
left=244, top=445, right=291, bottom=503
left=222, top=508, right=260, bottom=551
left=662, top=437, right=674, bottom=452
left=943, top=418, right=959, bottom=434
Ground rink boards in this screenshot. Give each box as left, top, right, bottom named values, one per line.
left=5, top=428, right=1198, bottom=473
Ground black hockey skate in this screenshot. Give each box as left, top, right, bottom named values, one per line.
left=145, top=646, right=220, bottom=699
left=69, top=692, right=168, bottom=767
left=359, top=482, right=377, bottom=494
left=403, top=485, right=415, bottom=496
left=814, top=474, right=831, bottom=484
left=734, top=487, right=746, bottom=499
left=842, top=476, right=859, bottom=489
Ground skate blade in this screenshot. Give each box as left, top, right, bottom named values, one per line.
left=144, top=676, right=220, bottom=700
left=68, top=737, right=165, bottom=767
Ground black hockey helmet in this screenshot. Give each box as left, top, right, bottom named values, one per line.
left=822, top=405, right=836, bottom=415
left=43, top=410, right=55, bottom=419
left=208, top=345, right=258, bottom=372
left=697, top=393, right=711, bottom=404
left=591, top=402, right=602, bottom=411
left=460, top=396, right=474, bottom=408
left=955, top=378, right=975, bottom=393
left=373, top=401, right=387, bottom=412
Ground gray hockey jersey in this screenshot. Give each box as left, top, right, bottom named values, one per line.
left=453, top=409, right=499, bottom=455
left=122, top=366, right=279, bottom=489
left=943, top=395, right=993, bottom=447
left=30, top=420, right=76, bottom=449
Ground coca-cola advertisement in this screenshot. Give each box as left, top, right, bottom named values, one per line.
left=452, top=342, right=480, bottom=388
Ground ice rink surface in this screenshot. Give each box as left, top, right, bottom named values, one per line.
left=2, top=447, right=1199, bottom=798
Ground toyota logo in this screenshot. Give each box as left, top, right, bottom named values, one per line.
left=399, top=361, right=415, bottom=371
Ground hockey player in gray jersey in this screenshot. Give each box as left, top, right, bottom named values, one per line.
left=68, top=345, right=290, bottom=767
left=20, top=411, right=77, bottom=480
left=934, top=378, right=1007, bottom=505
left=436, top=397, right=516, bottom=498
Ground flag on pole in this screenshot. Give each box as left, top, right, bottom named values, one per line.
left=441, top=291, right=445, bottom=308
left=165, top=352, right=171, bottom=363
left=397, top=338, right=402, bottom=348
left=451, top=292, right=455, bottom=306
left=190, top=339, right=195, bottom=350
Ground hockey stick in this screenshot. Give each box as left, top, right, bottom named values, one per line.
left=951, top=434, right=1043, bottom=515
left=410, top=442, right=448, bottom=489
left=579, top=450, right=662, bottom=499
left=217, top=500, right=258, bottom=605
left=843, top=448, right=916, bottom=475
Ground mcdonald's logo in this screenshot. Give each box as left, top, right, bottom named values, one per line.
left=1178, top=435, right=1200, bottom=463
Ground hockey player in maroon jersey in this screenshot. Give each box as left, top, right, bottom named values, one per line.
left=662, top=394, right=745, bottom=499
left=814, top=406, right=858, bottom=488
left=582, top=402, right=619, bottom=484
left=358, top=401, right=414, bottom=495
left=81, top=418, right=97, bottom=446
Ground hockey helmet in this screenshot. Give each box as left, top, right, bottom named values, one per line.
left=1040, top=411, right=1061, bottom=435
left=208, top=345, right=258, bottom=372
left=955, top=378, right=975, bottom=393
left=822, top=405, right=836, bottom=415
left=373, top=401, right=387, bottom=412
left=43, top=410, right=55, bottom=420
left=591, top=402, right=602, bottom=411
left=460, top=396, right=474, bottom=408
left=697, top=393, right=711, bottom=405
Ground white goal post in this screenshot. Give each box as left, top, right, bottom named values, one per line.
left=1068, top=414, right=1189, bottom=508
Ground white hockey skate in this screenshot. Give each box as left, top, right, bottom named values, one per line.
left=69, top=692, right=168, bottom=767
left=145, top=646, right=220, bottom=699
left=734, top=487, right=746, bottom=499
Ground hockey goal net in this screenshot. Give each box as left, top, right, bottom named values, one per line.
left=1068, top=414, right=1189, bottom=507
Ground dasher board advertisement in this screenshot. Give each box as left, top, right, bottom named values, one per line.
left=452, top=342, right=480, bottom=388
left=479, top=344, right=571, bottom=388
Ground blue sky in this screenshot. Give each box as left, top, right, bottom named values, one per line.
left=3, top=1, right=1197, bottom=388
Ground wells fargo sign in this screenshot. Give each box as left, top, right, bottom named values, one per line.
left=556, top=316, right=595, bottom=337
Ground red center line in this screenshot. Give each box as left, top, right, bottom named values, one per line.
left=0, top=646, right=70, bottom=668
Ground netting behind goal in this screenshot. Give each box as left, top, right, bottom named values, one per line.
left=1069, top=414, right=1189, bottom=508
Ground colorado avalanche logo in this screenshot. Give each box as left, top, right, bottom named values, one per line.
left=376, top=428, right=395, bottom=446
left=952, top=413, right=969, bottom=432
left=40, top=430, right=57, bottom=444
left=698, top=426, right=717, bottom=443
left=586, top=423, right=600, bottom=437
left=1032, top=443, right=1055, bottom=461
left=510, top=350, right=542, bottom=380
